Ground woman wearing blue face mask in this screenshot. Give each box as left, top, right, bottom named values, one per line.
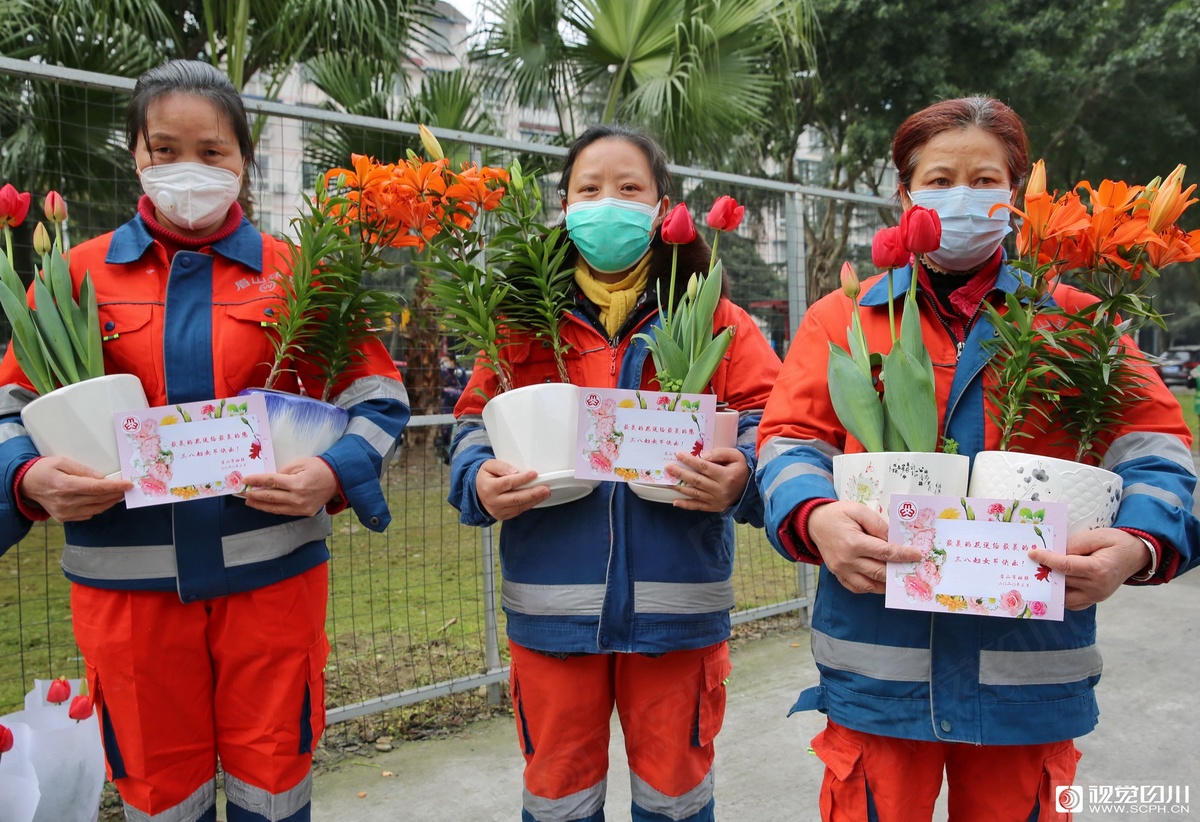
left=449, top=124, right=782, bottom=822
left=756, top=97, right=1196, bottom=820
left=0, top=60, right=409, bottom=821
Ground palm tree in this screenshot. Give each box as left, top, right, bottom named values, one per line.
left=474, top=0, right=816, bottom=168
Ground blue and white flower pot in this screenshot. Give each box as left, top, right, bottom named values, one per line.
left=239, top=388, right=348, bottom=468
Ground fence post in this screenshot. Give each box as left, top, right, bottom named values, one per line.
left=785, top=189, right=807, bottom=341
left=481, top=524, right=503, bottom=704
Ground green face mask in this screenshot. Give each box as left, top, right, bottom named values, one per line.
left=565, top=198, right=660, bottom=274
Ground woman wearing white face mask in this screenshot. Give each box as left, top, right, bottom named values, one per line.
left=449, top=125, right=781, bottom=822
left=0, top=60, right=409, bottom=821
left=756, top=97, right=1195, bottom=820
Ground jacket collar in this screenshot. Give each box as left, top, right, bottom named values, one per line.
left=105, top=213, right=264, bottom=271
left=859, top=252, right=1023, bottom=308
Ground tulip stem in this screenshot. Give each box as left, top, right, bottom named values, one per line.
left=708, top=231, right=719, bottom=273
left=666, top=244, right=678, bottom=325
left=3, top=226, right=11, bottom=268
left=886, top=268, right=897, bottom=342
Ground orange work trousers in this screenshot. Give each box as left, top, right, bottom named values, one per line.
left=812, top=720, right=1082, bottom=822
left=509, top=640, right=732, bottom=822
left=71, top=565, right=330, bottom=819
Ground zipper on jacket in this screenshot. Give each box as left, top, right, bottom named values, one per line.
left=610, top=347, right=617, bottom=377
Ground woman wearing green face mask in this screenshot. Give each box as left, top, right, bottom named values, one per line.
left=448, top=124, right=782, bottom=822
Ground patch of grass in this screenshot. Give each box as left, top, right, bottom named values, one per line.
left=1174, top=388, right=1199, bottom=447
left=1, top=445, right=803, bottom=717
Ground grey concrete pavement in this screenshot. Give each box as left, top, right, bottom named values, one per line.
left=309, top=573, right=1200, bottom=821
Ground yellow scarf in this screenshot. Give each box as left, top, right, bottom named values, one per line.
left=574, top=255, right=652, bottom=337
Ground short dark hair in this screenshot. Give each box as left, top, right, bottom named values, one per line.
left=126, top=60, right=255, bottom=171
left=892, top=96, right=1029, bottom=190
left=557, top=124, right=673, bottom=200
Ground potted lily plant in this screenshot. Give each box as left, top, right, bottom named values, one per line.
left=827, top=208, right=970, bottom=519
left=968, top=160, right=1200, bottom=534
left=239, top=161, right=404, bottom=465
left=0, top=185, right=149, bottom=477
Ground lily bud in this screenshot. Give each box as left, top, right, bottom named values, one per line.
left=419, top=125, right=445, bottom=162
left=1026, top=160, right=1047, bottom=200
left=32, top=222, right=51, bottom=256
left=43, top=190, right=67, bottom=224
left=840, top=261, right=860, bottom=299
left=46, top=677, right=71, bottom=705
left=0, top=722, right=12, bottom=754
left=68, top=695, right=94, bottom=722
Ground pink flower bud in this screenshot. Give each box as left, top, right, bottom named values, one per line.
left=33, top=222, right=51, bottom=256
left=899, top=205, right=941, bottom=254
left=46, top=677, right=71, bottom=705
left=871, top=225, right=909, bottom=270
left=0, top=722, right=12, bottom=753
left=43, top=190, right=67, bottom=224
left=840, top=261, right=860, bottom=299
left=705, top=195, right=745, bottom=231
left=660, top=203, right=696, bottom=245
left=68, top=695, right=94, bottom=722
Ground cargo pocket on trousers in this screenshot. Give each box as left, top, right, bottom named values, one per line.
left=509, top=663, right=535, bottom=755
left=1037, top=742, right=1082, bottom=821
left=695, top=644, right=732, bottom=748
left=85, top=664, right=126, bottom=781
left=299, top=634, right=331, bottom=755
left=811, top=724, right=872, bottom=822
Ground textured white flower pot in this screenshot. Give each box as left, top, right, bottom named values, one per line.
left=629, top=408, right=740, bottom=503
left=968, top=451, right=1122, bottom=535
left=482, top=383, right=597, bottom=508
left=833, top=451, right=970, bottom=520
left=20, top=374, right=148, bottom=477
left=239, top=388, right=348, bottom=467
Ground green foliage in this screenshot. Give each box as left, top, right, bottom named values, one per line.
left=423, top=160, right=576, bottom=395
left=0, top=223, right=103, bottom=395
left=634, top=258, right=734, bottom=399
left=827, top=270, right=939, bottom=453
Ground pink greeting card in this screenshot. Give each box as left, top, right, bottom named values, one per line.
left=574, top=388, right=717, bottom=484
left=114, top=394, right=276, bottom=508
left=884, top=495, right=1068, bottom=621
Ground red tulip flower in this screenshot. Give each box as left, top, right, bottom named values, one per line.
left=43, top=190, right=67, bottom=225
left=706, top=195, right=745, bottom=232
left=900, top=205, right=941, bottom=254
left=0, top=183, right=32, bottom=228
left=46, top=677, right=71, bottom=705
left=68, top=695, right=95, bottom=722
left=0, top=722, right=13, bottom=754
left=660, top=203, right=696, bottom=245
left=871, top=225, right=909, bottom=269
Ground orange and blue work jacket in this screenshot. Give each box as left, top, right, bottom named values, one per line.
left=0, top=214, right=410, bottom=602
left=756, top=260, right=1199, bottom=746
left=449, top=287, right=782, bottom=655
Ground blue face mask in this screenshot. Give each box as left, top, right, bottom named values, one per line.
left=565, top=198, right=661, bottom=274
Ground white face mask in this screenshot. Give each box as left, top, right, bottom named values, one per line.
left=139, top=162, right=241, bottom=231
left=909, top=186, right=1014, bottom=271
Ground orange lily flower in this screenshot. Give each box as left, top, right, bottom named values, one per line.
left=1146, top=164, right=1197, bottom=233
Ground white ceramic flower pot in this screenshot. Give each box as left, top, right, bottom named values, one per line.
left=629, top=408, right=740, bottom=503
left=20, top=374, right=149, bottom=478
left=481, top=383, right=597, bottom=508
left=833, top=451, right=970, bottom=521
left=239, top=388, right=349, bottom=468
left=968, top=451, right=1122, bottom=535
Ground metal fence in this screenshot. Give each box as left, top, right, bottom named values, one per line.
left=0, top=57, right=893, bottom=730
